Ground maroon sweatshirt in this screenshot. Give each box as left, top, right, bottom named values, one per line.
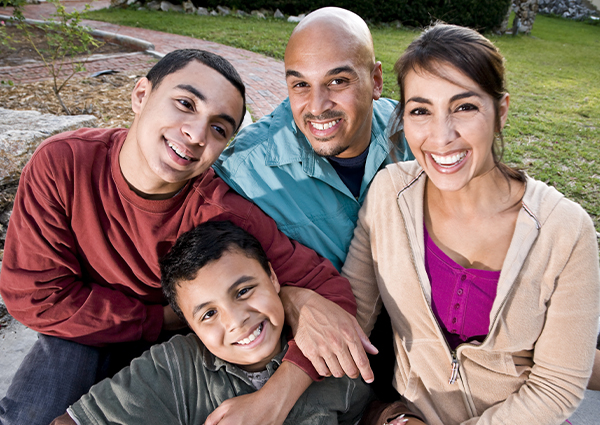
left=0, top=128, right=355, bottom=380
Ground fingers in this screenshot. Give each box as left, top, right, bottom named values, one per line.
left=356, top=322, right=379, bottom=355
left=348, top=336, right=374, bottom=383
left=203, top=403, right=227, bottom=425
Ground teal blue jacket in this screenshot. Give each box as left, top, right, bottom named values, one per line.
left=214, top=97, right=412, bottom=271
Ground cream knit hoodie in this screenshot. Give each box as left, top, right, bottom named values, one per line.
left=343, top=161, right=600, bottom=425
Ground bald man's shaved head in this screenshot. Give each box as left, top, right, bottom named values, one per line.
left=283, top=7, right=383, bottom=159
left=286, top=7, right=375, bottom=71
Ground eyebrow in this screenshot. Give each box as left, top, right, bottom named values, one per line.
left=175, top=84, right=238, bottom=130
left=326, top=66, right=358, bottom=78
left=177, top=84, right=206, bottom=101
left=285, top=66, right=358, bottom=80
left=406, top=91, right=481, bottom=105
left=191, top=275, right=255, bottom=318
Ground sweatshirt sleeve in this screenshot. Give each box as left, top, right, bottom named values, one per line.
left=464, top=205, right=600, bottom=425
left=230, top=200, right=357, bottom=381
left=68, top=335, right=204, bottom=424
left=341, top=176, right=383, bottom=337
left=0, top=147, right=163, bottom=346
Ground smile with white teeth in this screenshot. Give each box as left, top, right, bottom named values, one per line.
left=235, top=323, right=263, bottom=345
left=310, top=119, right=340, bottom=131
left=167, top=140, right=193, bottom=161
left=431, top=151, right=467, bottom=167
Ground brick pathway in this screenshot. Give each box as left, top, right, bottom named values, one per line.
left=0, top=0, right=287, bottom=118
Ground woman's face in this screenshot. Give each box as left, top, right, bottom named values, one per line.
left=402, top=64, right=509, bottom=192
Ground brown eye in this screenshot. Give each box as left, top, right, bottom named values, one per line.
left=456, top=103, right=478, bottom=112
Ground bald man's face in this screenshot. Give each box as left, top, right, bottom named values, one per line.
left=284, top=26, right=383, bottom=158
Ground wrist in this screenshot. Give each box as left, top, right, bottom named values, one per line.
left=262, top=361, right=312, bottom=417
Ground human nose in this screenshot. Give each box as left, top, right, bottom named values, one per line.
left=428, top=113, right=458, bottom=147
left=181, top=120, right=208, bottom=147
left=307, top=86, right=334, bottom=117
left=221, top=306, right=249, bottom=333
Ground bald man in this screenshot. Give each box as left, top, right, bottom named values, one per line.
left=216, top=7, right=411, bottom=272
left=214, top=6, right=412, bottom=407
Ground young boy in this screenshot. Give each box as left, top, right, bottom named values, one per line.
left=52, top=221, right=373, bottom=425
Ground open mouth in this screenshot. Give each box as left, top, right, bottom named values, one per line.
left=166, top=139, right=194, bottom=161
left=235, top=322, right=264, bottom=346
left=430, top=151, right=467, bottom=168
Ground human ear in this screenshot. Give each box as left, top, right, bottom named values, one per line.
left=268, top=263, right=280, bottom=293
left=371, top=62, right=383, bottom=101
left=131, top=77, right=151, bottom=114
left=498, top=93, right=510, bottom=131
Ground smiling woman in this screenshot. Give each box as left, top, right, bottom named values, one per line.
left=345, top=23, right=600, bottom=425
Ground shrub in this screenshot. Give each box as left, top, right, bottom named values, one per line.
left=188, top=0, right=511, bottom=31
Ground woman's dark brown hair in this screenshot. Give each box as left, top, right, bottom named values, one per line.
left=391, top=23, right=524, bottom=182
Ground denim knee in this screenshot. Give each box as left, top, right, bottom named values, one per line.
left=0, top=334, right=101, bottom=425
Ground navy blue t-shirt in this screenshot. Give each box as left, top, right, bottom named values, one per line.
left=327, top=146, right=370, bottom=198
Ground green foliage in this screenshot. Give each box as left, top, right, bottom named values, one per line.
left=6, top=0, right=100, bottom=114
left=185, top=0, right=511, bottom=30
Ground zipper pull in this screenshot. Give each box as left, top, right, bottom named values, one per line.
left=449, top=352, right=459, bottom=384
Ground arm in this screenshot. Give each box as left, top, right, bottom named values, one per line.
left=204, top=361, right=313, bottom=425
left=464, top=210, right=600, bottom=425
left=0, top=145, right=164, bottom=345
left=232, top=199, right=374, bottom=381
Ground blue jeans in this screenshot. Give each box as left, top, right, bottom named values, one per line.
left=0, top=334, right=153, bottom=425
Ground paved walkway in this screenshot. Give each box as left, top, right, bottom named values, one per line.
left=0, top=0, right=287, bottom=118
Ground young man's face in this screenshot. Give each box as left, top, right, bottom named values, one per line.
left=121, top=60, right=243, bottom=197
left=177, top=249, right=285, bottom=371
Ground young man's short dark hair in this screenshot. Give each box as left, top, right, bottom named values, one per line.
left=146, top=49, right=247, bottom=129
left=160, top=220, right=271, bottom=321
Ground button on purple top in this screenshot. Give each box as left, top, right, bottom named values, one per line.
left=424, top=224, right=500, bottom=351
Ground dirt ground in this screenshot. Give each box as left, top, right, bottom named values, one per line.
left=1, top=24, right=151, bottom=128
left=0, top=25, right=154, bottom=258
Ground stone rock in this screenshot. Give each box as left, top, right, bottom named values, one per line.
left=210, top=10, right=219, bottom=16
left=298, top=13, right=306, bottom=18
left=146, top=0, right=161, bottom=10
left=217, top=5, right=231, bottom=15
left=127, top=0, right=138, bottom=6
left=160, top=1, right=183, bottom=12
left=110, top=0, right=128, bottom=7
left=390, top=19, right=403, bottom=28
left=25, top=0, right=39, bottom=4
left=287, top=15, right=302, bottom=22
left=259, top=8, right=271, bottom=16
left=251, top=10, right=266, bottom=19
left=274, top=9, right=284, bottom=19
left=537, top=0, right=596, bottom=19
left=237, top=9, right=250, bottom=17
left=0, top=108, right=97, bottom=186
left=182, top=0, right=196, bottom=14
left=197, top=7, right=209, bottom=15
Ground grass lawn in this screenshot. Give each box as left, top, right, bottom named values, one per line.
left=85, top=9, right=600, bottom=232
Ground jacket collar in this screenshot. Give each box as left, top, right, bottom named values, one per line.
left=264, top=97, right=395, bottom=200
left=200, top=334, right=288, bottom=386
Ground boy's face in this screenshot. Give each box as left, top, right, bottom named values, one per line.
left=121, top=60, right=243, bottom=197
left=177, top=249, right=285, bottom=371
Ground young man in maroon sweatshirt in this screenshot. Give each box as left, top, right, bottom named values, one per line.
left=0, top=49, right=371, bottom=425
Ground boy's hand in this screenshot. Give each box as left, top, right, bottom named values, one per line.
left=280, top=286, right=377, bottom=382
left=50, top=413, right=76, bottom=425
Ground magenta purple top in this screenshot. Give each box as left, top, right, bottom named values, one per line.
left=424, top=224, right=500, bottom=351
